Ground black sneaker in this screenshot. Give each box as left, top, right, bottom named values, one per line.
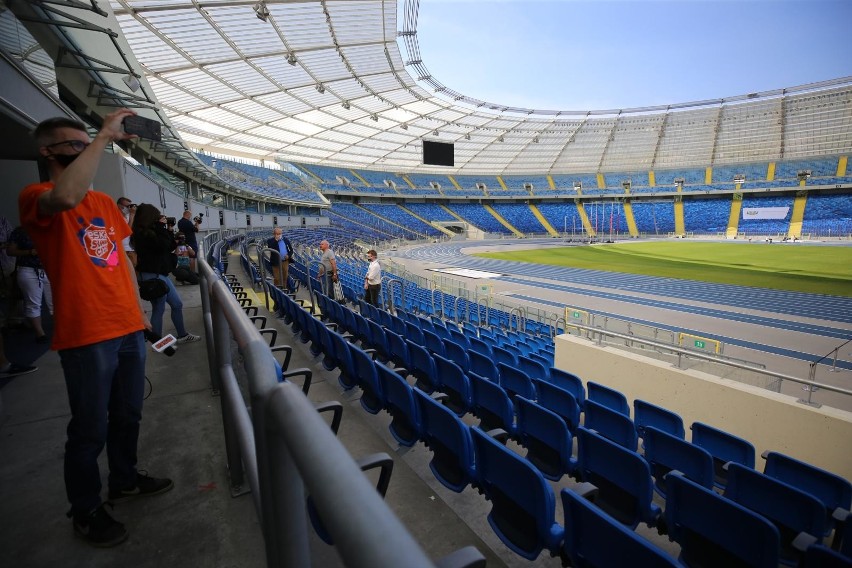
left=73, top=504, right=128, bottom=548
left=108, top=471, right=174, bottom=504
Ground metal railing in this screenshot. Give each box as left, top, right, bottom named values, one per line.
left=197, top=247, right=442, bottom=567
left=566, top=322, right=852, bottom=406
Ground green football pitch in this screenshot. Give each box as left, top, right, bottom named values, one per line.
left=474, top=241, right=852, bottom=297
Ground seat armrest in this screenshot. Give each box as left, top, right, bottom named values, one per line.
left=282, top=368, right=313, bottom=395
left=270, top=345, right=292, bottom=371
left=314, top=401, right=343, bottom=435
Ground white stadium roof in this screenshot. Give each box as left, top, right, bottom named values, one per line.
left=7, top=0, right=852, bottom=176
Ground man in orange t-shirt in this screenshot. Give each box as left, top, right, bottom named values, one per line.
left=19, top=110, right=173, bottom=548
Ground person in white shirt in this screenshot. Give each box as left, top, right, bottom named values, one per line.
left=364, top=249, right=382, bottom=307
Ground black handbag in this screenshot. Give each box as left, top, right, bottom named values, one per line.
left=139, top=277, right=169, bottom=301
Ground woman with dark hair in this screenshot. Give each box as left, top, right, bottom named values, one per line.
left=131, top=204, right=199, bottom=343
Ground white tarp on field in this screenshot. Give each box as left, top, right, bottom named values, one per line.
left=428, top=268, right=502, bottom=279
left=742, top=207, right=790, bottom=220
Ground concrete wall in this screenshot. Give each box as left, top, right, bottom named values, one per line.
left=554, top=334, right=852, bottom=480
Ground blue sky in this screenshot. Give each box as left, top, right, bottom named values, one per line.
left=406, top=0, right=852, bottom=111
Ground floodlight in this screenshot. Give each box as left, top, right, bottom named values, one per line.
left=122, top=74, right=140, bottom=92
left=400, top=123, right=408, bottom=130
left=532, top=136, right=539, bottom=143
left=370, top=113, right=378, bottom=121
left=498, top=135, right=504, bottom=142
left=341, top=100, right=351, bottom=110
left=315, top=83, right=325, bottom=94
left=433, top=130, right=439, bottom=136
left=286, top=53, right=297, bottom=65
left=253, top=2, right=270, bottom=21
left=464, top=134, right=470, bottom=140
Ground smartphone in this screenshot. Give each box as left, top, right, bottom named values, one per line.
left=123, top=115, right=162, bottom=141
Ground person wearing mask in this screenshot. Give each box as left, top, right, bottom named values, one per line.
left=6, top=225, right=53, bottom=343
left=364, top=249, right=382, bottom=307
left=18, top=110, right=171, bottom=548
left=116, top=197, right=137, bottom=266
left=318, top=239, right=338, bottom=296
left=265, top=227, right=293, bottom=289
left=132, top=204, right=200, bottom=344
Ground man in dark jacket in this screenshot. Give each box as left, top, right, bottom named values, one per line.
left=266, top=227, right=293, bottom=289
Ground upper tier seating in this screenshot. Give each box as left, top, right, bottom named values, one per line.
left=448, top=203, right=510, bottom=233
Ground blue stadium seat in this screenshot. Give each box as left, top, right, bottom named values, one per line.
left=634, top=399, right=685, bottom=441
left=469, top=427, right=564, bottom=560
left=575, top=427, right=661, bottom=529
left=642, top=426, right=714, bottom=498
left=350, top=343, right=384, bottom=414
left=664, top=470, right=780, bottom=568
left=690, top=421, right=755, bottom=488
left=531, top=378, right=581, bottom=432
left=413, top=389, right=475, bottom=493
left=497, top=362, right=536, bottom=403
left=432, top=354, right=473, bottom=417
left=406, top=339, right=438, bottom=393
left=329, top=329, right=358, bottom=390
left=442, top=339, right=470, bottom=374
left=468, top=372, right=516, bottom=435
left=583, top=400, right=638, bottom=451
left=375, top=362, right=421, bottom=447
left=560, top=488, right=678, bottom=568
left=515, top=396, right=577, bottom=481
left=469, top=350, right=500, bottom=383
left=587, top=381, right=630, bottom=416
left=548, top=367, right=586, bottom=409
left=802, top=543, right=852, bottom=568
left=724, top=462, right=827, bottom=565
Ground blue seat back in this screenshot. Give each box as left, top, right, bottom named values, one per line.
left=724, top=462, right=827, bottom=564
left=405, top=339, right=438, bottom=393
left=515, top=397, right=576, bottom=481
left=497, top=362, right=536, bottom=402
left=384, top=330, right=410, bottom=372
left=329, top=329, right=357, bottom=390
left=447, top=327, right=470, bottom=350
left=763, top=450, right=852, bottom=536
left=634, top=399, right=685, bottom=440
left=532, top=379, right=581, bottom=432
left=493, top=345, right=518, bottom=368
left=548, top=367, right=585, bottom=409
left=365, top=318, right=390, bottom=362
left=561, top=489, right=678, bottom=568
left=413, top=389, right=474, bottom=493
left=690, top=421, right=755, bottom=488
left=468, top=372, right=515, bottom=434
left=517, top=356, right=548, bottom=383
left=468, top=335, right=492, bottom=357
left=587, top=381, right=630, bottom=416
left=442, top=339, right=470, bottom=373
left=642, top=426, right=714, bottom=498
left=432, top=354, right=473, bottom=416
left=469, top=427, right=564, bottom=560
left=350, top=344, right=384, bottom=414
left=404, top=321, right=425, bottom=345
left=575, top=427, right=660, bottom=529
left=583, top=400, right=638, bottom=451
left=375, top=362, right=420, bottom=447
left=665, top=470, right=780, bottom=568
left=469, top=349, right=500, bottom=383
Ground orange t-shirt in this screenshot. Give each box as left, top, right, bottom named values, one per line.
left=19, top=183, right=144, bottom=350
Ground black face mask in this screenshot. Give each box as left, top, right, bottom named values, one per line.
left=49, top=153, right=80, bottom=167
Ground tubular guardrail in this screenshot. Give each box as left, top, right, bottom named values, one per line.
left=198, top=253, right=444, bottom=567
left=565, top=322, right=852, bottom=405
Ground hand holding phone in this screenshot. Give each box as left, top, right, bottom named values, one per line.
left=122, top=115, right=162, bottom=141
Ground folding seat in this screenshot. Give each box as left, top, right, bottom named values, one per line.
left=548, top=367, right=585, bottom=409
left=365, top=318, right=392, bottom=363
left=404, top=321, right=425, bottom=346
left=724, top=462, right=827, bottom=565
left=469, top=427, right=564, bottom=561
left=387, top=312, right=407, bottom=337
left=531, top=378, right=581, bottom=432
left=515, top=396, right=577, bottom=481
left=415, top=313, right=436, bottom=334
left=377, top=307, right=395, bottom=331
left=447, top=327, right=470, bottom=350
left=329, top=329, right=358, bottom=390
left=384, top=330, right=410, bottom=375
left=517, top=355, right=548, bottom=383
left=422, top=329, right=446, bottom=357
left=430, top=321, right=452, bottom=342
left=493, top=345, right=518, bottom=368
left=349, top=343, right=385, bottom=414
left=469, top=350, right=500, bottom=383
left=405, top=339, right=439, bottom=393
left=352, top=311, right=372, bottom=346
left=690, top=421, right=755, bottom=488
left=413, top=389, right=475, bottom=493
left=575, top=427, right=661, bottom=529
left=587, top=381, right=630, bottom=416
left=583, top=400, right=638, bottom=451
left=375, top=362, right=421, bottom=447
left=634, top=399, right=685, bottom=441
left=642, top=426, right=714, bottom=498
left=664, top=470, right=780, bottom=568
left=496, top=362, right=536, bottom=403
left=442, top=339, right=470, bottom=374
left=432, top=354, right=473, bottom=416
left=802, top=543, right=852, bottom=568
left=468, top=336, right=492, bottom=358
left=762, top=450, right=852, bottom=538
left=560, top=488, right=678, bottom=568
left=468, top=372, right=516, bottom=435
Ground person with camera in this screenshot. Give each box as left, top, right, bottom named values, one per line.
left=266, top=227, right=293, bottom=289
left=132, top=204, right=200, bottom=345
left=172, top=232, right=198, bottom=285
left=19, top=110, right=171, bottom=548
left=177, top=210, right=200, bottom=271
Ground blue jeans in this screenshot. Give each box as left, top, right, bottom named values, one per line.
left=59, top=331, right=146, bottom=517
left=140, top=272, right=187, bottom=338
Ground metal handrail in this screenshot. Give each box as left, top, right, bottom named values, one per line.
left=198, top=252, right=440, bottom=567
left=567, top=322, right=852, bottom=399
